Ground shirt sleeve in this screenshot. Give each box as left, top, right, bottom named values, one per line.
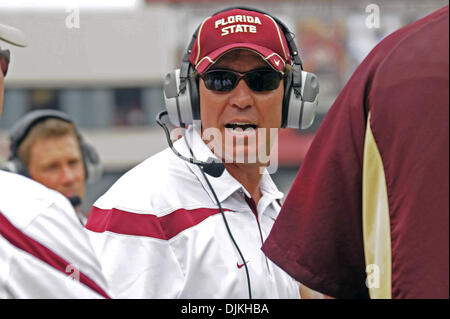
left=262, top=60, right=374, bottom=298
left=0, top=191, right=109, bottom=298
left=25, top=198, right=110, bottom=297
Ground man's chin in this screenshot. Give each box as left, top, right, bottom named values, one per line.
left=202, top=129, right=272, bottom=164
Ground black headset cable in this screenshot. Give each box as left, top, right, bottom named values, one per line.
left=182, top=128, right=253, bottom=300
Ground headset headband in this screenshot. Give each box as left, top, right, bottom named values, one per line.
left=163, top=6, right=319, bottom=130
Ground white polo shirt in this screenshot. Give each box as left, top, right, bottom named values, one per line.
left=0, top=170, right=109, bottom=298
left=86, top=126, right=300, bottom=299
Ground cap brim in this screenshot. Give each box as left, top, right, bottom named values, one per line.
left=0, top=23, right=28, bottom=47
left=195, top=43, right=286, bottom=74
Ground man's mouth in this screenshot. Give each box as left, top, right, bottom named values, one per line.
left=225, top=122, right=258, bottom=132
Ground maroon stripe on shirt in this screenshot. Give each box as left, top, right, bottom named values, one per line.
left=87, top=206, right=231, bottom=240
left=87, top=207, right=166, bottom=239
left=0, top=211, right=110, bottom=299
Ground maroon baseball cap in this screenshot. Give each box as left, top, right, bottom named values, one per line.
left=189, top=8, right=292, bottom=74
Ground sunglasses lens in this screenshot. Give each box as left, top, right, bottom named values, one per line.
left=202, top=69, right=282, bottom=92
left=203, top=71, right=237, bottom=92
left=246, top=70, right=282, bottom=92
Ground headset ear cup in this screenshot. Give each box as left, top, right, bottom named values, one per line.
left=284, top=71, right=319, bottom=129
left=164, top=70, right=183, bottom=126
left=284, top=68, right=305, bottom=130
left=163, top=68, right=195, bottom=127
left=81, top=143, right=102, bottom=184
left=0, top=158, right=29, bottom=177
left=299, top=71, right=319, bottom=129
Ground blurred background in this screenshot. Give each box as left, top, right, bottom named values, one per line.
left=0, top=0, right=448, bottom=214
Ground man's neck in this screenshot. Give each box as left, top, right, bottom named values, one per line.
left=224, top=162, right=264, bottom=205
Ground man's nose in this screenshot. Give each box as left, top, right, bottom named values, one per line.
left=60, top=165, right=76, bottom=183
left=228, top=79, right=254, bottom=110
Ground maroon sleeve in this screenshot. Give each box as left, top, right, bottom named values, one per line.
left=262, top=49, right=384, bottom=298
left=263, top=74, right=370, bottom=298
left=263, top=6, right=449, bottom=299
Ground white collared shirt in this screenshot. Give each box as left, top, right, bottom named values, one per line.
left=87, top=127, right=300, bottom=299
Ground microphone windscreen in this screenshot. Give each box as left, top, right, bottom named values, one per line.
left=202, top=158, right=225, bottom=178
left=68, top=196, right=82, bottom=207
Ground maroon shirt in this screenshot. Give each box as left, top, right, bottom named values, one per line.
left=262, top=6, right=449, bottom=299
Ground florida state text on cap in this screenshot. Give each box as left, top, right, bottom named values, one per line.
left=190, top=8, right=292, bottom=74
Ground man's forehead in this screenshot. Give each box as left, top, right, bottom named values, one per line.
left=30, top=134, right=82, bottom=155
left=212, top=49, right=271, bottom=68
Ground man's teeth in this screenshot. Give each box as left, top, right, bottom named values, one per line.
left=225, top=123, right=257, bottom=136
left=225, top=122, right=257, bottom=130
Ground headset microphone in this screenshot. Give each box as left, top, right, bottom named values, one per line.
left=68, top=196, right=82, bottom=207
left=199, top=159, right=225, bottom=178
left=156, top=111, right=225, bottom=178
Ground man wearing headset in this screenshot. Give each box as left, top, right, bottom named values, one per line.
left=263, top=6, right=449, bottom=299
left=3, top=109, right=102, bottom=225
left=0, top=23, right=109, bottom=298
left=86, top=7, right=318, bottom=298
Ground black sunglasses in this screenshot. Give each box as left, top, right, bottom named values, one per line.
left=199, top=68, right=284, bottom=92
left=0, top=47, right=10, bottom=77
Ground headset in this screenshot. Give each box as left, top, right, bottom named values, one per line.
left=163, top=6, right=319, bottom=130
left=1, top=109, right=102, bottom=185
